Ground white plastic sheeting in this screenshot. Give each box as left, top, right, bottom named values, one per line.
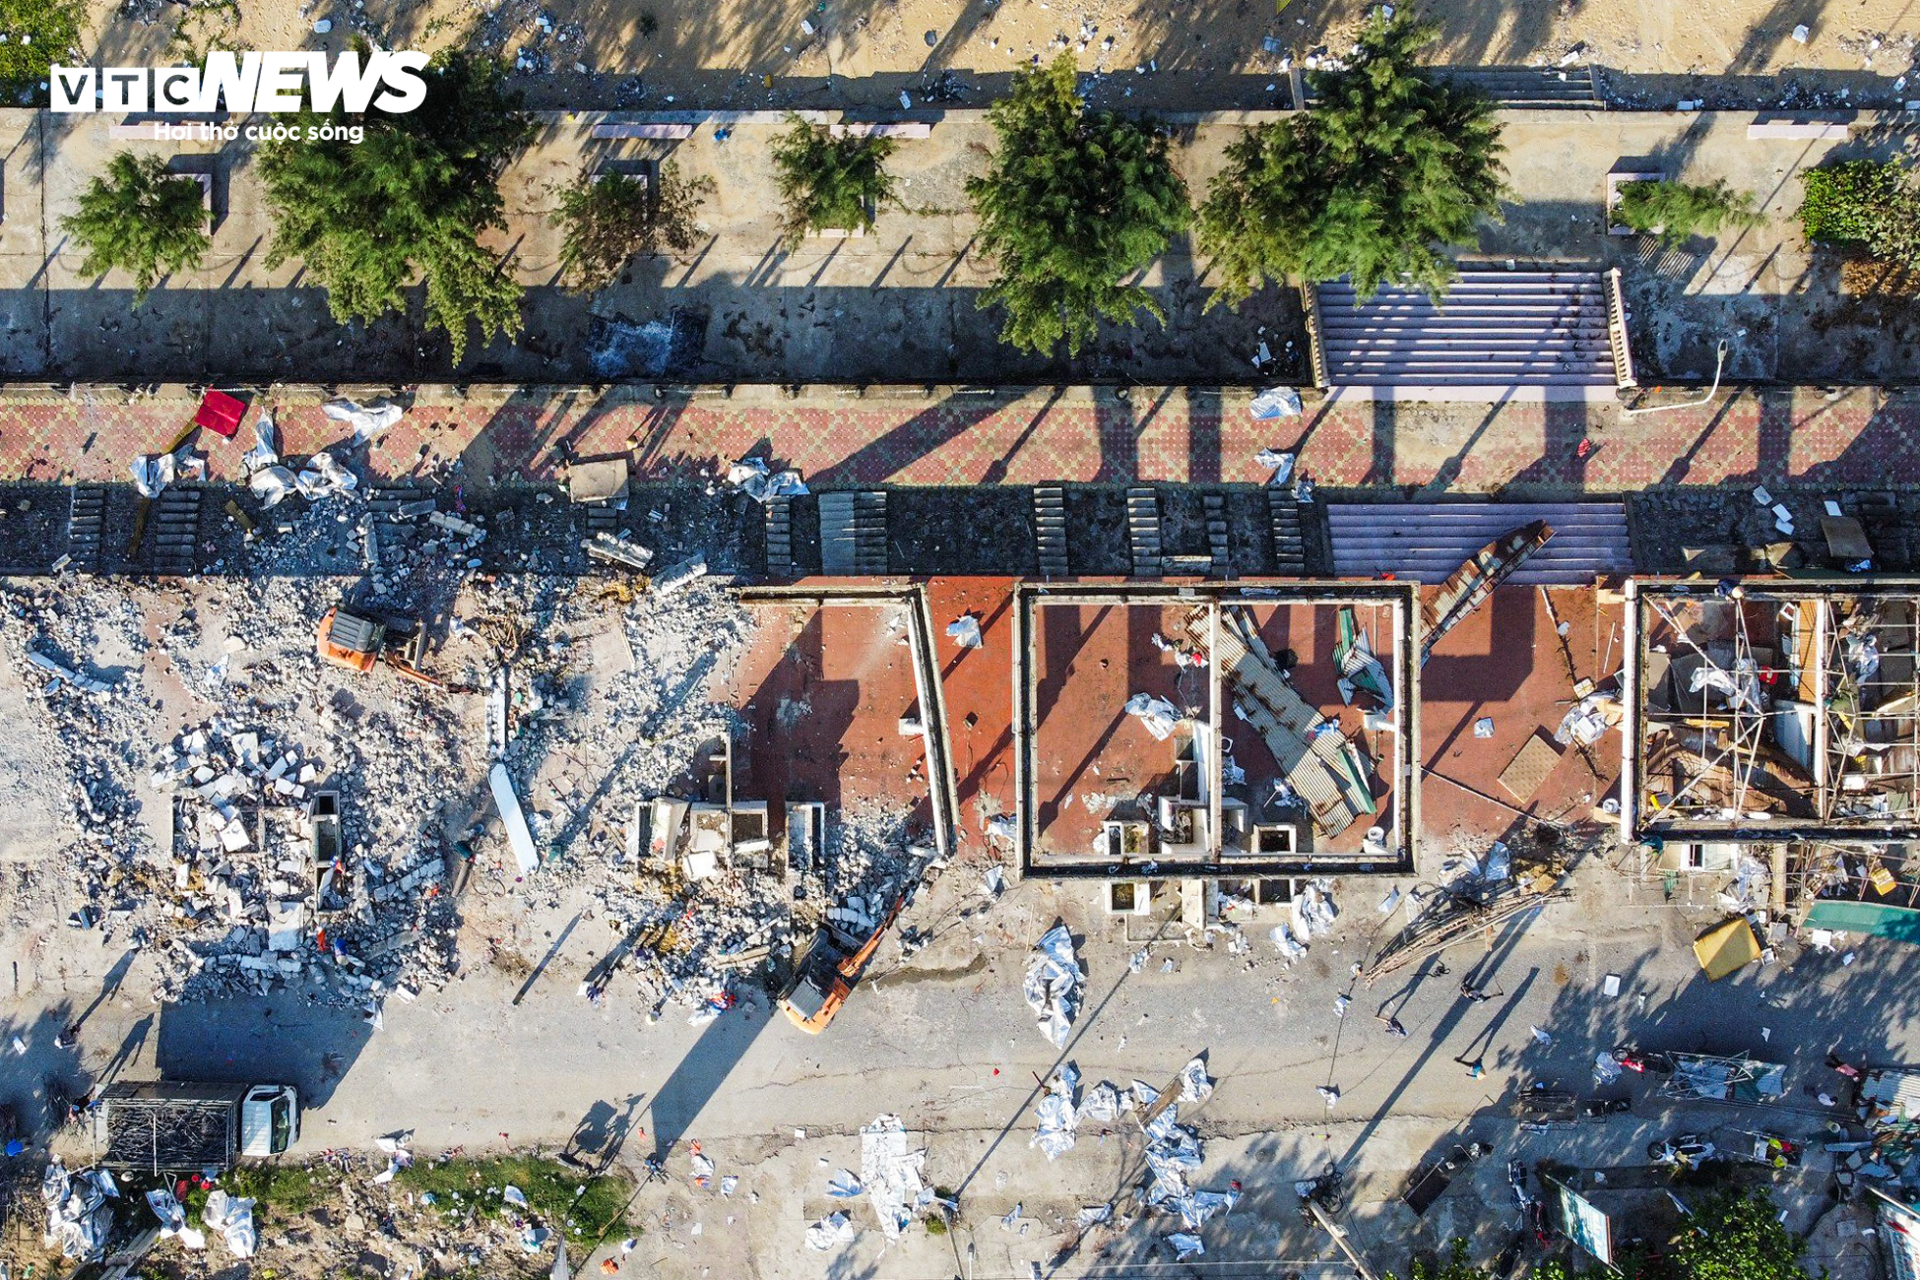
left=1031, top=1063, right=1080, bottom=1161
left=323, top=397, right=403, bottom=442
left=859, top=1114, right=927, bottom=1239
left=726, top=457, right=808, bottom=504
left=1124, top=693, right=1181, bottom=741
left=147, top=1187, right=208, bottom=1249
left=295, top=450, right=359, bottom=500
left=1023, top=924, right=1085, bottom=1048
left=203, top=1189, right=258, bottom=1257
left=806, top=1212, right=857, bottom=1251
left=947, top=616, right=984, bottom=649
left=41, top=1162, right=117, bottom=1261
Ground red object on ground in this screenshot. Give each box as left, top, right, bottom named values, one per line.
left=193, top=389, right=246, bottom=438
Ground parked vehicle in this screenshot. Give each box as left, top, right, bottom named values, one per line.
left=93, top=1080, right=299, bottom=1174
left=1647, top=1133, right=1718, bottom=1167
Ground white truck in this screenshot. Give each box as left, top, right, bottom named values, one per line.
left=94, top=1080, right=299, bottom=1174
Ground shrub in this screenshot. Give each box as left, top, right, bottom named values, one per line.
left=557, top=164, right=713, bottom=292
left=1196, top=6, right=1505, bottom=306
left=770, top=115, right=898, bottom=248
left=59, top=152, right=210, bottom=303
left=1798, top=159, right=1920, bottom=270
left=967, top=53, right=1191, bottom=355
left=1614, top=178, right=1762, bottom=246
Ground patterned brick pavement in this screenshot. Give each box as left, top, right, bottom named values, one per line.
left=0, top=384, right=1911, bottom=491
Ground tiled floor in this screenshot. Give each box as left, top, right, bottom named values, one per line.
left=6, top=384, right=1914, bottom=492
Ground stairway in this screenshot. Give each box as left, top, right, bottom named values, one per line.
left=1431, top=65, right=1600, bottom=108
left=1126, top=487, right=1162, bottom=578
left=1269, top=493, right=1307, bottom=575
left=1033, top=485, right=1068, bottom=577
left=819, top=491, right=889, bottom=575
left=1310, top=269, right=1624, bottom=401
left=1205, top=494, right=1230, bottom=578
left=149, top=487, right=203, bottom=576
left=67, top=485, right=106, bottom=573
left=765, top=495, right=794, bottom=579
left=1327, top=501, right=1632, bottom=585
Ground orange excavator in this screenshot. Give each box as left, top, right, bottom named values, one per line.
left=778, top=892, right=908, bottom=1034
left=315, top=605, right=452, bottom=690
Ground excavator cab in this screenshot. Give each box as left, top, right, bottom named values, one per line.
left=316, top=606, right=438, bottom=687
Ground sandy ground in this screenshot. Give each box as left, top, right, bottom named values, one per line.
left=80, top=0, right=1920, bottom=109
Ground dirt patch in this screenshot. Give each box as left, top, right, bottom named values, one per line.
left=1841, top=255, right=1920, bottom=301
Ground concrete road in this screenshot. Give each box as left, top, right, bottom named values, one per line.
left=4, top=864, right=1913, bottom=1278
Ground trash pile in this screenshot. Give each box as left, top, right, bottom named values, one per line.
left=1024, top=924, right=1085, bottom=1047
left=41, top=1162, right=117, bottom=1262
left=1035, top=1060, right=1237, bottom=1259
left=1269, top=878, right=1338, bottom=961
left=859, top=1114, right=928, bottom=1239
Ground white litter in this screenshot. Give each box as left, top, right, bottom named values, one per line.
left=146, top=1188, right=207, bottom=1250
left=806, top=1212, right=857, bottom=1251
left=947, top=616, right=984, bottom=649
left=1177, top=1058, right=1214, bottom=1103
left=1249, top=387, right=1303, bottom=420
left=41, top=1162, right=117, bottom=1261
left=1168, top=1232, right=1206, bottom=1260
left=826, top=1170, right=863, bottom=1198
left=322, top=397, right=403, bottom=442
left=858, top=1115, right=926, bottom=1239
left=726, top=457, right=809, bottom=503
left=1530, top=1025, right=1554, bottom=1047
left=202, top=1190, right=258, bottom=1257
left=1255, top=449, right=1298, bottom=488
left=1032, top=1064, right=1080, bottom=1160
left=1024, top=924, right=1085, bottom=1048
left=1124, top=692, right=1181, bottom=740
left=294, top=449, right=359, bottom=500
left=503, top=1185, right=530, bottom=1209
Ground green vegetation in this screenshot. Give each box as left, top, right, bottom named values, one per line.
left=1614, top=178, right=1762, bottom=246
left=223, top=1162, right=331, bottom=1218
left=0, top=0, right=80, bottom=83
left=1196, top=7, right=1505, bottom=306
left=1532, top=1187, right=1813, bottom=1280
left=1385, top=1240, right=1491, bottom=1280
left=256, top=53, right=533, bottom=365
left=770, top=114, right=899, bottom=248
left=59, top=152, right=210, bottom=303
left=557, top=164, right=714, bottom=292
left=395, top=1155, right=638, bottom=1236
left=967, top=53, right=1191, bottom=355
left=1799, top=159, right=1920, bottom=267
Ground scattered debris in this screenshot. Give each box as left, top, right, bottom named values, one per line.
left=1024, top=923, right=1085, bottom=1048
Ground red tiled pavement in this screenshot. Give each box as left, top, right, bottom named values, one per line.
left=4, top=384, right=1914, bottom=491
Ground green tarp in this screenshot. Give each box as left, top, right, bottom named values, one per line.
left=1804, top=899, right=1920, bottom=945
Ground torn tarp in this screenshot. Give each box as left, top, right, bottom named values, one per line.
left=1124, top=693, right=1182, bottom=741
left=1177, top=1058, right=1215, bottom=1103
left=295, top=450, right=359, bottom=500
left=947, top=616, right=984, bottom=649
left=130, top=447, right=205, bottom=498
left=726, top=457, right=808, bottom=504
left=1023, top=924, right=1085, bottom=1048
left=1249, top=387, right=1303, bottom=420
left=1167, top=1232, right=1206, bottom=1261
left=859, top=1115, right=927, bottom=1239
left=202, top=1189, right=257, bottom=1257
left=806, top=1212, right=857, bottom=1251
left=146, top=1187, right=207, bottom=1249
left=322, top=397, right=403, bottom=442
left=41, top=1162, right=117, bottom=1262
left=1031, top=1064, right=1080, bottom=1161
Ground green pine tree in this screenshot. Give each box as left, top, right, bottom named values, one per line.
left=1615, top=179, right=1762, bottom=247
left=556, top=164, right=714, bottom=293
left=967, top=54, right=1192, bottom=356
left=256, top=53, right=533, bottom=365
left=770, top=115, right=898, bottom=248
left=59, top=152, right=210, bottom=304
left=1196, top=6, right=1505, bottom=306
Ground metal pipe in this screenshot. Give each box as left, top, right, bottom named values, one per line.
left=1619, top=340, right=1729, bottom=417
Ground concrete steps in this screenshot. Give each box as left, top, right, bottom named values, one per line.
left=1205, top=493, right=1230, bottom=578
left=1328, top=501, right=1632, bottom=585
left=1269, top=493, right=1307, bottom=576
left=1311, top=270, right=1625, bottom=401
left=1033, top=485, right=1068, bottom=577
left=67, top=485, right=106, bottom=573
left=765, top=495, right=794, bottom=579
left=819, top=490, right=889, bottom=575
left=149, top=487, right=203, bottom=576
left=1127, top=487, right=1162, bottom=578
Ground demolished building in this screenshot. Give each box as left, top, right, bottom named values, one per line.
left=1012, top=582, right=1419, bottom=888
